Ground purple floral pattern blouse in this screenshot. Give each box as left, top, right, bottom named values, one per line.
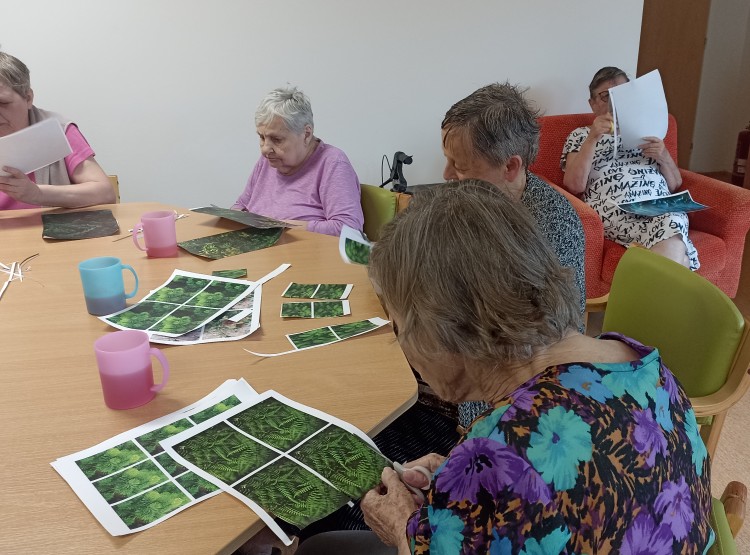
left=407, top=333, right=714, bottom=554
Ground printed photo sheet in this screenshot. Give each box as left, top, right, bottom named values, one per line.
left=160, top=390, right=391, bottom=546
left=245, top=317, right=390, bottom=357
left=615, top=190, right=708, bottom=217
left=280, top=300, right=351, bottom=319
left=339, top=224, right=372, bottom=265
left=100, top=269, right=259, bottom=337
left=281, top=282, right=353, bottom=300
left=51, top=379, right=259, bottom=536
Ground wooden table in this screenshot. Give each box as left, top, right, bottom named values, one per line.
left=0, top=203, right=416, bottom=554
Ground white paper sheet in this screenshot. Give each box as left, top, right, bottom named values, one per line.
left=609, top=69, right=668, bottom=152
left=51, top=379, right=260, bottom=536
left=0, top=118, right=72, bottom=176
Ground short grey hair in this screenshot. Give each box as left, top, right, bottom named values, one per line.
left=441, top=82, right=540, bottom=169
left=589, top=66, right=629, bottom=98
left=0, top=51, right=31, bottom=98
left=255, top=86, right=314, bottom=134
left=369, top=179, right=581, bottom=368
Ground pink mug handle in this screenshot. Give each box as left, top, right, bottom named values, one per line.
left=149, top=347, right=170, bottom=393
left=132, top=222, right=147, bottom=251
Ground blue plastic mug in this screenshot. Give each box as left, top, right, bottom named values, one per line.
left=78, top=257, right=139, bottom=316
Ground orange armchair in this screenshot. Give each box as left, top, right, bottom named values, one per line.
left=530, top=113, right=750, bottom=298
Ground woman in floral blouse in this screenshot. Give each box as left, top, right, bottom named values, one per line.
left=297, top=179, right=714, bottom=554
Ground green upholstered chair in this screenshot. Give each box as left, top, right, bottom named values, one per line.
left=360, top=184, right=411, bottom=242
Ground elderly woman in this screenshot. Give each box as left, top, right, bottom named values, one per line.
left=231, top=86, right=364, bottom=236
left=0, top=51, right=114, bottom=209
left=561, top=66, right=698, bottom=269
left=298, top=180, right=714, bottom=554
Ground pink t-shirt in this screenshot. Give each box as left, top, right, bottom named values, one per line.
left=0, top=124, right=94, bottom=210
left=231, top=140, right=364, bottom=236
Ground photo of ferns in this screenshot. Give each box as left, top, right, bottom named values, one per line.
left=235, top=457, right=350, bottom=528
left=136, top=418, right=194, bottom=456
left=191, top=395, right=243, bottom=424
left=186, top=281, right=252, bottom=309
left=282, top=282, right=319, bottom=298
left=212, top=268, right=247, bottom=279
left=344, top=237, right=370, bottom=265
left=76, top=441, right=147, bottom=480
left=105, top=301, right=176, bottom=330
left=311, top=284, right=348, bottom=300
left=175, top=471, right=219, bottom=499
left=155, top=452, right=187, bottom=477
left=280, top=302, right=313, bottom=318
left=144, top=275, right=212, bottom=304
left=290, top=425, right=388, bottom=498
left=330, top=319, right=378, bottom=340
left=178, top=227, right=283, bottom=259
left=228, top=398, right=327, bottom=451
left=111, top=482, right=191, bottom=530
left=311, top=301, right=346, bottom=318
left=173, top=422, right=278, bottom=483
left=92, top=459, right=169, bottom=503
left=287, top=327, right=340, bottom=349
left=148, top=306, right=221, bottom=335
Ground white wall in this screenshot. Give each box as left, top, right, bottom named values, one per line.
left=691, top=0, right=750, bottom=172
left=2, top=1, right=643, bottom=207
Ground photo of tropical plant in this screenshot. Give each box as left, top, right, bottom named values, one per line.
left=187, top=281, right=252, bottom=309
left=287, top=326, right=340, bottom=350
left=312, top=301, right=346, bottom=318
left=105, top=301, right=176, bottom=330
left=311, top=284, right=348, bottom=300
left=191, top=205, right=295, bottom=229
left=136, top=418, right=194, bottom=456
left=148, top=305, right=221, bottom=335
left=42, top=209, right=120, bottom=240
left=330, top=319, right=379, bottom=340
left=178, top=227, right=283, bottom=260
left=290, top=425, right=388, bottom=498
left=282, top=282, right=318, bottom=298
left=155, top=452, right=187, bottom=477
left=144, top=275, right=212, bottom=304
left=281, top=302, right=313, bottom=318
left=111, top=482, right=191, bottom=530
left=173, top=422, right=279, bottom=484
left=344, top=237, right=370, bottom=265
left=212, top=269, right=247, bottom=279
left=228, top=398, right=327, bottom=451
left=76, top=441, right=147, bottom=480
left=92, top=459, right=169, bottom=503
left=191, top=395, right=243, bottom=424
left=235, top=457, right=351, bottom=528
left=175, top=472, right=219, bottom=499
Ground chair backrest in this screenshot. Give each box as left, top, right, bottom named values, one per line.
left=530, top=113, right=680, bottom=185
left=360, top=184, right=411, bottom=241
left=602, top=247, right=744, bottom=397
left=108, top=175, right=120, bottom=203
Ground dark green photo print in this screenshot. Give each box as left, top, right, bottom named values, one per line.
left=344, top=237, right=371, bottom=265
left=212, top=269, right=248, bottom=279
left=288, top=327, right=339, bottom=349
left=282, top=283, right=318, bottom=298
left=111, top=482, right=191, bottom=530
left=312, top=301, right=345, bottom=318
left=191, top=395, right=243, bottom=425
left=155, top=452, right=187, bottom=477
left=186, top=281, right=251, bottom=309
left=235, top=457, right=351, bottom=528
left=178, top=227, right=283, bottom=260
left=290, top=426, right=389, bottom=499
left=173, top=422, right=278, bottom=484
left=105, top=301, right=176, bottom=330
left=175, top=472, right=219, bottom=499
left=76, top=441, right=147, bottom=480
left=145, top=275, right=212, bottom=304
left=42, top=209, right=119, bottom=240
left=311, top=284, right=348, bottom=300
left=135, top=418, right=194, bottom=456
left=228, top=398, right=327, bottom=451
left=330, top=319, right=378, bottom=340
left=92, top=459, right=168, bottom=503
left=281, top=302, right=313, bottom=318
left=148, top=306, right=221, bottom=335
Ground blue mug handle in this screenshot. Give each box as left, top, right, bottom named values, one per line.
left=122, top=264, right=139, bottom=299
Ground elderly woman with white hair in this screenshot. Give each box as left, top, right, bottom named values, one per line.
left=0, top=51, right=114, bottom=209
left=231, top=86, right=364, bottom=236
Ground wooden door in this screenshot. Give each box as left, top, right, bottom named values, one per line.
left=637, top=0, right=712, bottom=166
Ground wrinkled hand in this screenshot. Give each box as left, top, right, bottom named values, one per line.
left=638, top=136, right=666, bottom=161
left=0, top=166, right=42, bottom=204
left=361, top=467, right=418, bottom=547
left=590, top=114, right=614, bottom=140
left=399, top=453, right=445, bottom=503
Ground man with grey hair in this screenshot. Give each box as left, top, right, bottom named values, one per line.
left=440, top=82, right=586, bottom=428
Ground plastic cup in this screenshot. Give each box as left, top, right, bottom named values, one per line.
left=94, top=330, right=170, bottom=410
left=79, top=256, right=138, bottom=316
left=132, top=210, right=178, bottom=258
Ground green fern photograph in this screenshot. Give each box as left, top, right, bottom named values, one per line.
left=136, top=418, right=194, bottom=456
left=312, top=301, right=346, bottom=318
left=191, top=395, right=243, bottom=425
left=76, top=441, right=147, bottom=480
left=154, top=452, right=187, bottom=477
left=330, top=319, right=378, bottom=340
left=282, top=282, right=318, bottom=298
left=175, top=471, right=219, bottom=499
left=288, top=326, right=339, bottom=349
left=281, top=302, right=313, bottom=318
left=144, top=275, right=212, bottom=304
left=344, top=237, right=370, bottom=265
left=228, top=398, right=327, bottom=451
left=111, top=482, right=191, bottom=529
left=148, top=306, right=221, bottom=335
left=311, top=284, right=348, bottom=300
left=92, top=459, right=169, bottom=503
left=105, top=301, right=176, bottom=330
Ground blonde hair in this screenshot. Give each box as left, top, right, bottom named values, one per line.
left=369, top=179, right=581, bottom=367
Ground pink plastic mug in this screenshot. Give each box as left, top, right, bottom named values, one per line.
left=132, top=210, right=178, bottom=258
left=94, top=330, right=170, bottom=410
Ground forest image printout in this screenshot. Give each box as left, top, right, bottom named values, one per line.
left=160, top=390, right=390, bottom=546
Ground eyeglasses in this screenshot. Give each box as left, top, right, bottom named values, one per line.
left=594, top=90, right=611, bottom=103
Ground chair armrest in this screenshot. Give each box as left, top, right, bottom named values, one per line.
left=680, top=170, right=750, bottom=240
left=721, top=481, right=747, bottom=538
